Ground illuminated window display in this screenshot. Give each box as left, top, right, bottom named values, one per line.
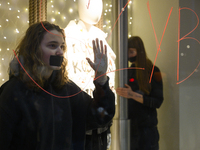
left=0, top=0, right=29, bottom=85
left=1, top=0, right=200, bottom=150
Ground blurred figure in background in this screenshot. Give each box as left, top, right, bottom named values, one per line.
left=116, top=36, right=163, bottom=150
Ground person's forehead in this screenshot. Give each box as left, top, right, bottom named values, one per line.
left=42, top=30, right=64, bottom=42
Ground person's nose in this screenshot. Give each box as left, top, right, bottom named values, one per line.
left=56, top=46, right=63, bottom=56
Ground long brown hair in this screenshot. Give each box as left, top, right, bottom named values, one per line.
left=128, top=36, right=153, bottom=95
left=9, top=21, right=69, bottom=90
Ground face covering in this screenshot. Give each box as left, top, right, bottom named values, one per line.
left=128, top=56, right=136, bottom=63
left=49, top=55, right=63, bottom=66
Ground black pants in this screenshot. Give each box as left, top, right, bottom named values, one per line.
left=130, top=126, right=159, bottom=150
left=85, top=129, right=107, bottom=150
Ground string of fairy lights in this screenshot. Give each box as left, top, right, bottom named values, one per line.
left=0, top=0, right=134, bottom=86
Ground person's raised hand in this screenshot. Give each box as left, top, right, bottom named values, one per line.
left=86, top=38, right=108, bottom=85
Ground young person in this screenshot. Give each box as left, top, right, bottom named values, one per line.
left=0, top=21, right=115, bottom=150
left=116, top=36, right=163, bottom=150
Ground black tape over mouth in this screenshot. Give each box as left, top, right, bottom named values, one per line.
left=49, top=55, right=63, bottom=66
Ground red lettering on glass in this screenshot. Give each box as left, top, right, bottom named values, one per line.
left=86, top=0, right=90, bottom=9
left=177, top=7, right=200, bottom=84
left=147, top=1, right=173, bottom=83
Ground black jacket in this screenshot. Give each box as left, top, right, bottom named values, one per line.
left=128, top=64, right=163, bottom=128
left=0, top=75, right=115, bottom=150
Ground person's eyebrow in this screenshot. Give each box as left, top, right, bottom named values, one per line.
left=47, top=41, right=65, bottom=45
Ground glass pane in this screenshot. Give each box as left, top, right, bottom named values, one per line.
left=0, top=0, right=29, bottom=86
left=47, top=0, right=116, bottom=149
left=129, top=0, right=200, bottom=150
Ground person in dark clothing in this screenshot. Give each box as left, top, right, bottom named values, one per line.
left=0, top=21, right=115, bottom=150
left=116, top=36, right=163, bottom=150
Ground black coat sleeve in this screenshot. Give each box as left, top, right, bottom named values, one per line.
left=143, top=66, right=164, bottom=108
left=73, top=77, right=115, bottom=131
left=0, top=80, right=21, bottom=149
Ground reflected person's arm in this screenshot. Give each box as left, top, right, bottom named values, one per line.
left=116, top=84, right=144, bottom=104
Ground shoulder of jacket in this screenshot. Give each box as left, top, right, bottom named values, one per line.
left=152, top=66, right=162, bottom=82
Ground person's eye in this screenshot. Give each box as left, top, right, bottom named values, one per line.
left=48, top=44, right=57, bottom=48
left=61, top=45, right=65, bottom=50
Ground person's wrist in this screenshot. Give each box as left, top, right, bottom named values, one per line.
left=95, top=75, right=107, bottom=85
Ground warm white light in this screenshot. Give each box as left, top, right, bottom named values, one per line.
left=129, top=35, right=131, bottom=37
left=104, top=13, right=107, bottom=16
left=51, top=0, right=53, bottom=2
left=25, top=8, right=28, bottom=11
left=16, top=29, right=19, bottom=33
left=105, top=10, right=107, bottom=12
left=0, top=4, right=1, bottom=6
left=69, top=8, right=73, bottom=13
left=27, top=21, right=29, bottom=23
left=130, top=17, right=132, bottom=19
left=8, top=2, right=10, bottom=5
left=17, top=16, right=20, bottom=18
left=2, top=58, right=4, bottom=60
left=52, top=11, right=54, bottom=13
left=58, top=12, right=60, bottom=14
left=106, top=4, right=108, bottom=6
left=2, top=79, right=4, bottom=81
left=51, top=5, right=54, bottom=8
left=0, top=73, right=1, bottom=75
left=103, top=25, right=106, bottom=28
left=51, top=18, right=55, bottom=22
left=4, top=37, right=6, bottom=39
left=18, top=10, right=20, bottom=12
left=6, top=19, right=9, bottom=22
left=0, top=25, right=1, bottom=27
left=129, top=22, right=132, bottom=24
left=9, top=8, right=11, bottom=10
left=187, top=45, right=190, bottom=49
left=109, top=9, right=111, bottom=12
left=63, top=16, right=66, bottom=19
left=7, top=48, right=9, bottom=51
left=110, top=5, right=112, bottom=7
left=129, top=1, right=132, bottom=4
left=0, top=49, right=1, bottom=51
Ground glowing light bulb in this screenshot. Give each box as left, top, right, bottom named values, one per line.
left=63, top=17, right=66, bottom=19
left=51, top=5, right=54, bottom=8
left=8, top=2, right=10, bottom=5
left=58, top=12, right=60, bottom=14
left=18, top=10, right=20, bottom=12
left=69, top=8, right=73, bottom=13
left=9, top=8, right=11, bottom=10
left=6, top=19, right=9, bottom=22
left=16, top=29, right=19, bottom=33
left=51, top=18, right=55, bottom=22
left=4, top=37, right=6, bottom=39
left=17, top=16, right=20, bottom=18
left=7, top=48, right=9, bottom=51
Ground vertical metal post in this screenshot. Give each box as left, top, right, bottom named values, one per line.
left=118, top=0, right=130, bottom=150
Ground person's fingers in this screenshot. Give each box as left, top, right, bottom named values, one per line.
left=86, top=57, right=95, bottom=70
left=96, top=38, right=100, bottom=53
left=104, top=45, right=107, bottom=55
left=124, top=84, right=131, bottom=88
left=100, top=40, right=103, bottom=54
left=92, top=40, right=97, bottom=62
